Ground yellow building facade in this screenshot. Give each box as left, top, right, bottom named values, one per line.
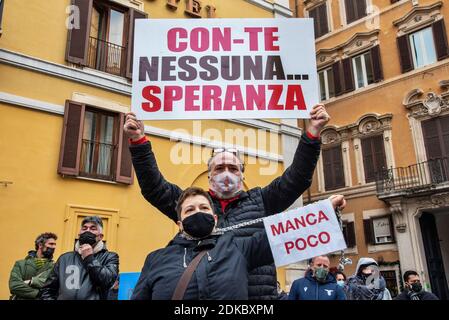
left=292, top=0, right=449, bottom=298
left=0, top=0, right=299, bottom=299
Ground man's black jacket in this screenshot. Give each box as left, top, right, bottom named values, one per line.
left=39, top=246, right=119, bottom=300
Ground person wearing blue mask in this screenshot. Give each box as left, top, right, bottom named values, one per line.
left=288, top=255, right=346, bottom=300
left=335, top=271, right=348, bottom=297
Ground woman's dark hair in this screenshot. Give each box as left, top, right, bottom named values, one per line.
left=175, top=187, right=214, bottom=220
left=335, top=271, right=347, bottom=281
left=35, top=232, right=57, bottom=250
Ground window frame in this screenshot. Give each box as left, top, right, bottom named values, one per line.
left=79, top=106, right=120, bottom=181
left=352, top=51, right=374, bottom=90
left=318, top=66, right=335, bottom=101
left=371, top=214, right=395, bottom=245
left=409, top=26, right=438, bottom=69
left=88, top=1, right=129, bottom=76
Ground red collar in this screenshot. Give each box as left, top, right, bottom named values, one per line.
left=209, top=190, right=240, bottom=212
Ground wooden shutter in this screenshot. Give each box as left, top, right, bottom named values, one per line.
left=345, top=221, right=356, bottom=247
left=323, top=146, right=345, bottom=191
left=65, top=0, right=93, bottom=65
left=310, top=3, right=329, bottom=38
left=332, top=61, right=343, bottom=96
left=309, top=6, right=320, bottom=39
left=345, top=0, right=356, bottom=24
left=356, top=0, right=367, bottom=21
left=440, top=116, right=449, bottom=159
left=318, top=3, right=329, bottom=36
left=58, top=100, right=85, bottom=176
left=373, top=134, right=387, bottom=175
left=362, top=135, right=386, bottom=183
left=370, top=45, right=384, bottom=82
left=432, top=19, right=449, bottom=61
left=322, top=149, right=334, bottom=190
left=388, top=215, right=396, bottom=242
left=333, top=146, right=345, bottom=188
left=342, top=57, right=355, bottom=93
left=115, top=113, right=134, bottom=184
left=422, top=118, right=443, bottom=160
left=126, top=8, right=148, bottom=79
left=397, top=35, right=413, bottom=73
left=363, top=219, right=375, bottom=245
left=361, top=136, right=375, bottom=183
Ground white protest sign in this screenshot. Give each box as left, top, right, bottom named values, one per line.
left=263, top=199, right=347, bottom=267
left=131, top=18, right=319, bottom=120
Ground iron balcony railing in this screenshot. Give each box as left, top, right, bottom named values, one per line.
left=376, top=157, right=449, bottom=195
left=87, top=36, right=126, bottom=76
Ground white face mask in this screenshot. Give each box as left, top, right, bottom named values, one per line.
left=209, top=171, right=242, bottom=199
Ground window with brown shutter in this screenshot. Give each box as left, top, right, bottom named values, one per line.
left=66, top=0, right=147, bottom=78
left=309, top=3, right=329, bottom=39
left=322, top=145, right=345, bottom=191
left=345, top=0, right=367, bottom=25
left=361, top=135, right=387, bottom=183
left=58, top=100, right=134, bottom=185
left=432, top=19, right=449, bottom=61
left=398, top=20, right=448, bottom=73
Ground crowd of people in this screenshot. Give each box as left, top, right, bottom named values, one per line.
left=7, top=104, right=441, bottom=300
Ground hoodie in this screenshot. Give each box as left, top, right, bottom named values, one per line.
left=347, top=257, right=390, bottom=300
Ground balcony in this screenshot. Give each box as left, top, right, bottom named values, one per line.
left=87, top=36, right=126, bottom=77
left=375, top=157, right=449, bottom=199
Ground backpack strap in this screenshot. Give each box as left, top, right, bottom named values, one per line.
left=172, top=250, right=208, bottom=300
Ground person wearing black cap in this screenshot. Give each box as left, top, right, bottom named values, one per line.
left=39, top=216, right=119, bottom=300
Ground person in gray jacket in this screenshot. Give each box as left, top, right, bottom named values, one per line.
left=347, top=257, right=392, bottom=300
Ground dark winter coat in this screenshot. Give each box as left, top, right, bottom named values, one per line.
left=395, top=289, right=439, bottom=300
left=131, top=230, right=273, bottom=300
left=39, top=242, right=119, bottom=300
left=288, top=270, right=346, bottom=300
left=129, top=133, right=321, bottom=299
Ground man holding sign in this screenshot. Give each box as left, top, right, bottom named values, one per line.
left=125, top=18, right=334, bottom=300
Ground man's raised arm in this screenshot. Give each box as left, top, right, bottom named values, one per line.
left=125, top=113, right=182, bottom=223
